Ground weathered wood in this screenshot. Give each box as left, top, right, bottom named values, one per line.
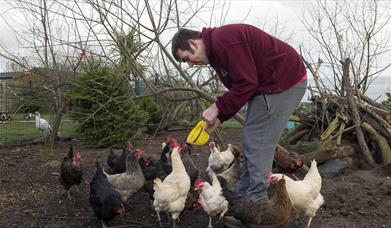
left=320, top=115, right=340, bottom=140
left=354, top=91, right=389, bottom=112
left=298, top=145, right=355, bottom=164
left=342, top=58, right=375, bottom=166
left=285, top=129, right=310, bottom=145
left=365, top=115, right=391, bottom=140
left=362, top=122, right=391, bottom=165
left=280, top=123, right=310, bottom=145
left=275, top=144, right=309, bottom=175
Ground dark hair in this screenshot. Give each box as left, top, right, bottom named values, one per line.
left=171, top=28, right=201, bottom=61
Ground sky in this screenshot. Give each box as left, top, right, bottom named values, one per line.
left=0, top=0, right=391, bottom=100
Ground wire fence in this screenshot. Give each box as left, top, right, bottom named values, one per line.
left=0, top=76, right=76, bottom=145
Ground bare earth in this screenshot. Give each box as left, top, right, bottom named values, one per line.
left=0, top=128, right=390, bottom=228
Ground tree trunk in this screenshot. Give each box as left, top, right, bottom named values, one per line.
left=342, top=58, right=375, bottom=166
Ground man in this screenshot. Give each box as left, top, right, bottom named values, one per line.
left=172, top=24, right=307, bottom=225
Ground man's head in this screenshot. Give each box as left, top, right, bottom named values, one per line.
left=171, top=28, right=209, bottom=66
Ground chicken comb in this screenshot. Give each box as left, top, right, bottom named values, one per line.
left=165, top=134, right=175, bottom=142
left=127, top=141, right=133, bottom=151
left=194, top=177, right=205, bottom=188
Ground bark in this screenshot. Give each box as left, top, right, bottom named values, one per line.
left=298, top=145, right=355, bottom=164
left=342, top=58, right=375, bottom=166
left=275, top=144, right=309, bottom=175
left=362, top=122, right=391, bottom=165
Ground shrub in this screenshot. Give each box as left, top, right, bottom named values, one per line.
left=67, top=64, right=149, bottom=148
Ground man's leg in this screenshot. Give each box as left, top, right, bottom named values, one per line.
left=241, top=80, right=307, bottom=202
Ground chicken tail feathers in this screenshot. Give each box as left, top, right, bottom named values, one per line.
left=67, top=144, right=74, bottom=158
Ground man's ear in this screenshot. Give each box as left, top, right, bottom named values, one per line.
left=188, top=39, right=197, bottom=49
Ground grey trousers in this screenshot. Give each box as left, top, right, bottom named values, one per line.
left=235, top=80, right=307, bottom=202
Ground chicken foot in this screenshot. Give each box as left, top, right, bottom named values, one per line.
left=67, top=190, right=71, bottom=200
left=99, top=220, right=107, bottom=228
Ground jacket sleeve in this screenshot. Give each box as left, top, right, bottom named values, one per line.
left=215, top=43, right=259, bottom=122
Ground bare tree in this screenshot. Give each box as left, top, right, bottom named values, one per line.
left=301, top=0, right=391, bottom=96
left=0, top=0, right=88, bottom=145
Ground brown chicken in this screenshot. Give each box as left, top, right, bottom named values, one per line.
left=223, top=176, right=292, bottom=228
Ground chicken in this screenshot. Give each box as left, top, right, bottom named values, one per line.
left=222, top=175, right=292, bottom=228
left=90, top=162, right=124, bottom=228
left=106, top=142, right=132, bottom=174
left=34, top=111, right=52, bottom=135
left=103, top=152, right=146, bottom=203
left=181, top=143, right=201, bottom=186
left=270, top=160, right=324, bottom=228
left=195, top=173, right=228, bottom=228
left=153, top=142, right=191, bottom=228
left=133, top=148, right=159, bottom=181
left=161, top=136, right=176, bottom=175
left=207, top=142, right=234, bottom=174
left=59, top=144, right=82, bottom=200
left=216, top=145, right=243, bottom=192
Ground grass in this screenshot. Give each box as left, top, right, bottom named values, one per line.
left=0, top=113, right=77, bottom=144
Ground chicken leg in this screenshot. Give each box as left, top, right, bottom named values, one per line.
left=307, top=216, right=313, bottom=228
left=207, top=216, right=213, bottom=228
left=156, top=212, right=164, bottom=227
left=172, top=218, right=177, bottom=228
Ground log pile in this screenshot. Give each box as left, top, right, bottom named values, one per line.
left=277, top=58, right=391, bottom=173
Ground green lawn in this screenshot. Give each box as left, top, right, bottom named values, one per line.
left=0, top=113, right=77, bottom=144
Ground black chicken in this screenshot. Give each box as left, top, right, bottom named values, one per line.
left=90, top=162, right=124, bottom=227
left=106, top=142, right=132, bottom=174
left=59, top=144, right=82, bottom=200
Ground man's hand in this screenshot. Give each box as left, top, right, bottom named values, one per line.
left=202, top=103, right=220, bottom=133
left=205, top=118, right=220, bottom=134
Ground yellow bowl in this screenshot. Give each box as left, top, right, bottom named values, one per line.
left=186, top=120, right=210, bottom=146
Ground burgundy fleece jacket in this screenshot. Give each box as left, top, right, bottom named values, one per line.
left=201, top=24, right=307, bottom=122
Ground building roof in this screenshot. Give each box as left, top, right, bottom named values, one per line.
left=0, top=71, right=24, bottom=80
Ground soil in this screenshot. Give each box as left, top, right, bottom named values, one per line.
left=0, top=128, right=390, bottom=228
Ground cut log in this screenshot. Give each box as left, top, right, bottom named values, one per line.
left=275, top=145, right=309, bottom=175
left=362, top=122, right=391, bottom=165
left=298, top=145, right=355, bottom=164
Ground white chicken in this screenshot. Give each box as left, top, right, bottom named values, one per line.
left=270, top=160, right=324, bottom=228
left=207, top=142, right=234, bottom=174
left=153, top=143, right=190, bottom=228
left=34, top=111, right=52, bottom=135
left=195, top=172, right=228, bottom=228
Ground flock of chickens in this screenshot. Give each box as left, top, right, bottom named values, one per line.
left=58, top=135, right=324, bottom=228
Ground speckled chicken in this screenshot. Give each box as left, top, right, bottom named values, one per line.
left=216, top=146, right=243, bottom=192
left=103, top=152, right=146, bottom=203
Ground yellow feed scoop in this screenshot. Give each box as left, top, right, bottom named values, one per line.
left=186, top=120, right=210, bottom=146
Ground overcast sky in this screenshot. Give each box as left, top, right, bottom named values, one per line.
left=1, top=0, right=390, bottom=100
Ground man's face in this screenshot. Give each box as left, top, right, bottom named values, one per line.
left=176, top=39, right=208, bottom=67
